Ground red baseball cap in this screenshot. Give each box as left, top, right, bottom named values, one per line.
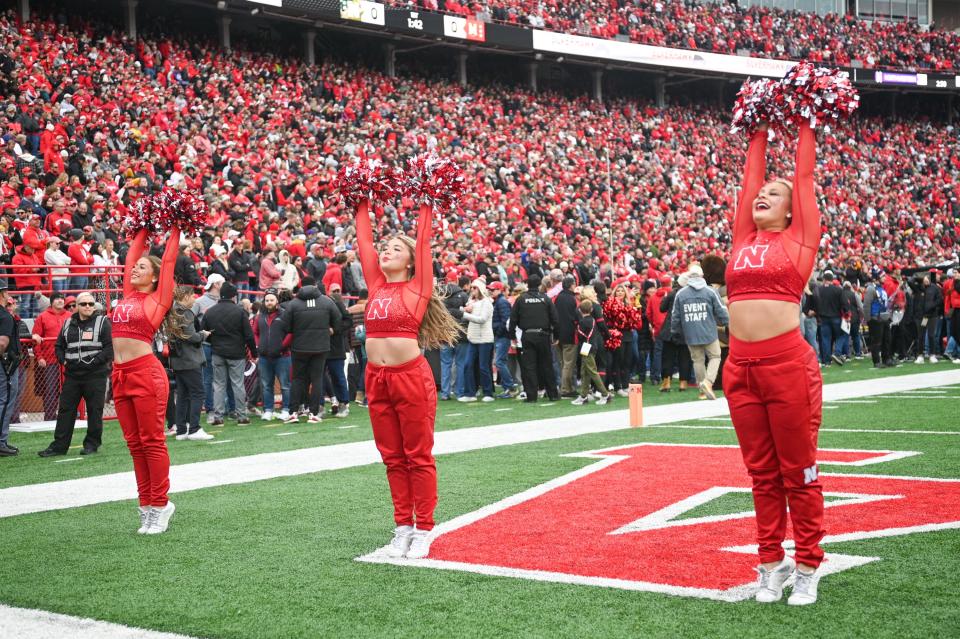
left=488, top=281, right=505, bottom=291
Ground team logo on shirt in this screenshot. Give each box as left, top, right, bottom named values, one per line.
left=733, top=244, right=769, bottom=270
left=367, top=298, right=392, bottom=320
left=360, top=444, right=960, bottom=601
left=112, top=303, right=133, bottom=323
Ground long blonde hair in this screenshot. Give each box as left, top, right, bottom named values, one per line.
left=147, top=256, right=187, bottom=341
left=395, top=235, right=462, bottom=350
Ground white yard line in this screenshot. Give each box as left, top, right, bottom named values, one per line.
left=0, top=604, right=198, bottom=639
left=653, top=424, right=960, bottom=436
left=1, top=370, right=958, bottom=520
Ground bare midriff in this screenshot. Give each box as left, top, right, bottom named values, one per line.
left=365, top=336, right=421, bottom=367
left=729, top=299, right=801, bottom=342
left=113, top=337, right=154, bottom=364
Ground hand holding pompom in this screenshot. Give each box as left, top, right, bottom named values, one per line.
left=405, top=154, right=465, bottom=212
left=119, top=187, right=207, bottom=241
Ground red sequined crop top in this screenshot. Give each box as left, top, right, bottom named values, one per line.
left=112, top=228, right=180, bottom=344
left=726, top=125, right=820, bottom=305
left=355, top=201, right=434, bottom=341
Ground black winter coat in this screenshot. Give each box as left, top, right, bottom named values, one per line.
left=201, top=299, right=256, bottom=360
left=327, top=296, right=353, bottom=360
left=554, top=289, right=579, bottom=345
left=280, top=285, right=342, bottom=354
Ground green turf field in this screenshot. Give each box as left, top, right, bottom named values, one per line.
left=1, top=361, right=958, bottom=638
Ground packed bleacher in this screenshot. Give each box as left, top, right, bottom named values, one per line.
left=389, top=0, right=960, bottom=71
left=0, top=9, right=958, bottom=322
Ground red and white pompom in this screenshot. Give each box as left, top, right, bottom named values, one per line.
left=405, top=154, right=465, bottom=212
left=779, top=61, right=860, bottom=129
left=120, top=187, right=208, bottom=240
left=334, top=160, right=407, bottom=208
left=730, top=77, right=784, bottom=136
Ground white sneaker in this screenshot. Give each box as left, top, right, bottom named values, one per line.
left=164, top=426, right=176, bottom=437
left=146, top=502, right=175, bottom=535
left=262, top=410, right=274, bottom=421
left=307, top=414, right=322, bottom=424
left=382, top=525, right=414, bottom=558
left=592, top=391, right=603, bottom=399
left=571, top=396, right=589, bottom=406
left=915, top=355, right=924, bottom=364
left=137, top=506, right=153, bottom=534
left=458, top=396, right=477, bottom=403
left=596, top=395, right=612, bottom=406
left=617, top=389, right=629, bottom=397
left=175, top=432, right=189, bottom=441
left=405, top=528, right=432, bottom=559
left=186, top=428, right=215, bottom=441
left=517, top=392, right=527, bottom=401
left=755, top=556, right=796, bottom=603
left=787, top=569, right=820, bottom=606
left=930, top=355, right=939, bottom=364
left=284, top=413, right=300, bottom=424
left=278, top=410, right=291, bottom=421
left=336, top=405, right=350, bottom=418
left=481, top=396, right=495, bottom=403
left=699, top=381, right=717, bottom=401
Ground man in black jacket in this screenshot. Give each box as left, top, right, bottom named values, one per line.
left=202, top=282, right=257, bottom=425
left=554, top=276, right=579, bottom=397
left=918, top=274, right=944, bottom=363
left=439, top=275, right=469, bottom=401
left=508, top=274, right=560, bottom=403
left=305, top=243, right=327, bottom=282
left=174, top=242, right=201, bottom=288
left=227, top=241, right=251, bottom=298
left=280, top=277, right=342, bottom=424
left=816, top=271, right=847, bottom=366
left=39, top=292, right=112, bottom=456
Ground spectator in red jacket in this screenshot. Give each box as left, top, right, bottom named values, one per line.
left=945, top=270, right=960, bottom=362
left=32, top=292, right=71, bottom=420
left=647, top=274, right=673, bottom=385
left=66, top=229, right=94, bottom=293
left=21, top=214, right=49, bottom=253
left=11, top=244, right=44, bottom=318
left=322, top=252, right=345, bottom=294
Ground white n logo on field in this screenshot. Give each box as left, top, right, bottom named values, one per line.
left=733, top=244, right=769, bottom=270
left=367, top=298, right=392, bottom=320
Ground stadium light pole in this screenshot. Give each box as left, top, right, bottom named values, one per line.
left=606, top=148, right=613, bottom=272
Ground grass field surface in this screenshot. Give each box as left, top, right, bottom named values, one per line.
left=1, top=360, right=958, bottom=638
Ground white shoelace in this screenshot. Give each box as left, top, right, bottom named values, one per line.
left=792, top=571, right=815, bottom=595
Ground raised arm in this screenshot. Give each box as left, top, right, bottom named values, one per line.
left=354, top=199, right=385, bottom=292
left=123, top=229, right=149, bottom=297
left=732, top=128, right=768, bottom=244
left=144, top=227, right=181, bottom=330
left=783, top=124, right=820, bottom=280
left=413, top=203, right=435, bottom=297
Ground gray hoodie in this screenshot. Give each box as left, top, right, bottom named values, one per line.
left=671, top=276, right=729, bottom=346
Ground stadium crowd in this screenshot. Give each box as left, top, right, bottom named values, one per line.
left=0, top=8, right=957, bottom=456
left=391, top=0, right=960, bottom=71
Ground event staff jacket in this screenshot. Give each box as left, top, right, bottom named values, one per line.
left=508, top=291, right=558, bottom=341
left=201, top=299, right=257, bottom=360
left=670, top=277, right=729, bottom=346
left=54, top=312, right=113, bottom=378
left=280, top=285, right=342, bottom=354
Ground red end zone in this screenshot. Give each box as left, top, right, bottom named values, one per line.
left=358, top=444, right=960, bottom=601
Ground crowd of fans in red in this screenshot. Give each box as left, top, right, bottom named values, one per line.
left=395, top=0, right=960, bottom=71
left=0, top=11, right=958, bottom=319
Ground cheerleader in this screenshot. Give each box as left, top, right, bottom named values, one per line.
left=112, top=226, right=183, bottom=534
left=354, top=198, right=460, bottom=559
left=723, top=122, right=825, bottom=605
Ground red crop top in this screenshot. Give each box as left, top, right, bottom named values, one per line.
left=725, top=124, right=820, bottom=305
left=355, top=200, right=434, bottom=341
left=111, top=227, right=180, bottom=344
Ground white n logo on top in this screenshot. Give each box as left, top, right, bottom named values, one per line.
left=733, top=245, right=769, bottom=270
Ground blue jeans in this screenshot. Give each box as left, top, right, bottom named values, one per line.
left=18, top=294, right=37, bottom=319
left=651, top=336, right=664, bottom=382
left=52, top=279, right=69, bottom=294
left=440, top=345, right=455, bottom=399
left=69, top=275, right=89, bottom=294
left=494, top=336, right=516, bottom=391
left=0, top=364, right=22, bottom=445
left=801, top=316, right=819, bottom=357
left=925, top=318, right=943, bottom=355
left=325, top=358, right=349, bottom=403
left=464, top=342, right=494, bottom=398
left=819, top=317, right=843, bottom=364
left=203, top=343, right=235, bottom=413
left=259, top=355, right=291, bottom=412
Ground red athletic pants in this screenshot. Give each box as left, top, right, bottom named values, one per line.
left=113, top=354, right=171, bottom=508
left=722, top=329, right=825, bottom=568
left=366, top=356, right=438, bottom=531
